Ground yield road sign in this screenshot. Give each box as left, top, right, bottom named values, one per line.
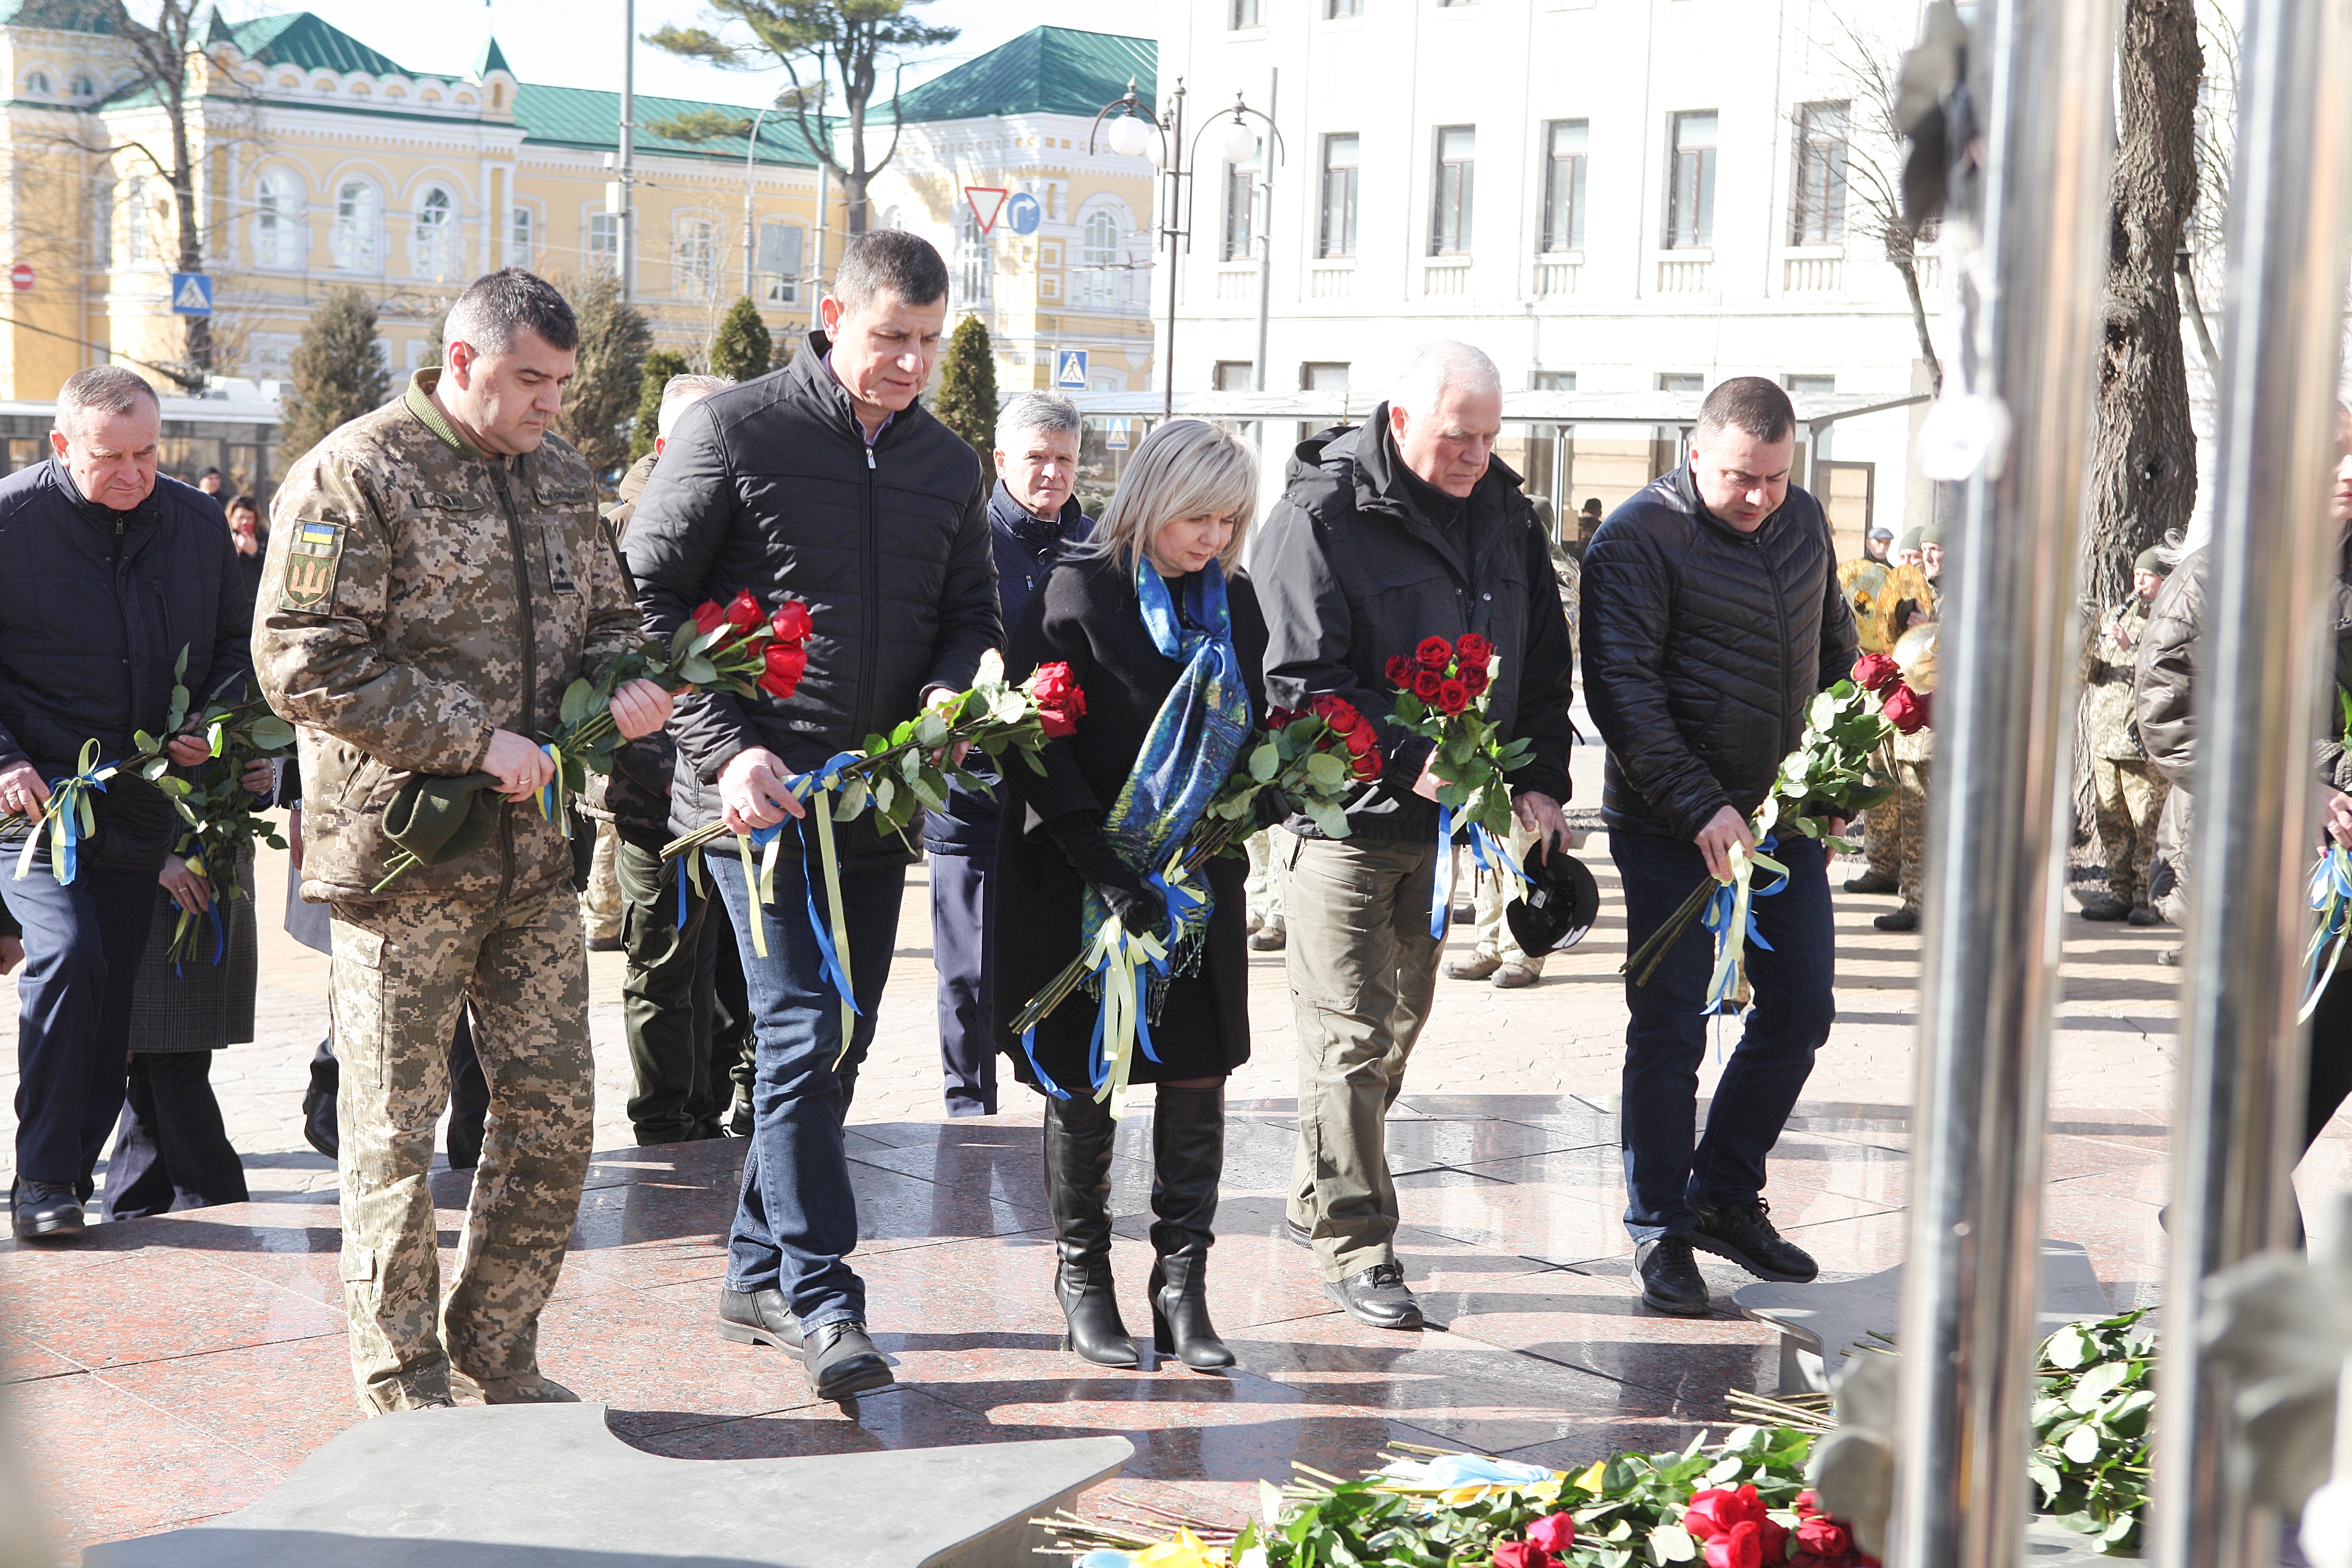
left=8, top=263, right=31, bottom=292
left=1005, top=191, right=1042, bottom=236
left=1055, top=350, right=1090, bottom=390
left=171, top=272, right=213, bottom=316
left=963, top=187, right=1008, bottom=235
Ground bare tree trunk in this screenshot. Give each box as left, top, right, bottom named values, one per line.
left=2085, top=0, right=2202, bottom=616
left=164, top=82, right=209, bottom=374
left=1891, top=246, right=1942, bottom=393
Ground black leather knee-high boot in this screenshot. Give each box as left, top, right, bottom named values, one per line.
left=1043, top=1091, right=1137, bottom=1366
left=1148, top=1083, right=1234, bottom=1370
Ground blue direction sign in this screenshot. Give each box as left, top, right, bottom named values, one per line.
left=1055, top=349, right=1090, bottom=390
left=1005, top=191, right=1042, bottom=236
left=170, top=272, right=213, bottom=316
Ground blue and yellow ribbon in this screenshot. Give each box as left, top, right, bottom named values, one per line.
left=1430, top=805, right=1529, bottom=939
left=1021, top=858, right=1205, bottom=1115
left=14, top=740, right=116, bottom=887
left=733, top=753, right=867, bottom=1066
left=2301, top=845, right=2352, bottom=1021
left=535, top=742, right=570, bottom=836
left=1701, top=835, right=1788, bottom=1014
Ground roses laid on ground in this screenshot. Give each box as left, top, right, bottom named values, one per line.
left=1032, top=661, right=1087, bottom=738
left=1490, top=1542, right=1554, bottom=1568
left=1525, top=1510, right=1577, bottom=1551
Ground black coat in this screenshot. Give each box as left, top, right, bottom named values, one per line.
left=0, top=458, right=252, bottom=871
left=1580, top=464, right=1859, bottom=842
left=992, top=552, right=1269, bottom=1088
left=1252, top=410, right=1577, bottom=844
left=621, top=334, right=1002, bottom=860
left=925, top=481, right=1093, bottom=855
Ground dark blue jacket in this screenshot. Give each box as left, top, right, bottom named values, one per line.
left=0, top=458, right=252, bottom=870
left=925, top=481, right=1093, bottom=854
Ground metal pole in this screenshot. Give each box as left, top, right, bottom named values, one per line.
left=1162, top=80, right=1184, bottom=420
left=2151, top=2, right=2352, bottom=1563
left=617, top=0, right=634, bottom=295
left=1884, top=1, right=2113, bottom=1564
left=743, top=108, right=770, bottom=300
left=1252, top=67, right=1276, bottom=395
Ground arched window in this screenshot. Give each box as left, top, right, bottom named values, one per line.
left=25, top=70, right=50, bottom=95
left=413, top=186, right=457, bottom=279
left=69, top=74, right=93, bottom=98
left=674, top=216, right=715, bottom=297
left=1080, top=209, right=1121, bottom=307
left=255, top=170, right=302, bottom=269
left=955, top=207, right=991, bottom=307
left=879, top=206, right=904, bottom=231
left=331, top=180, right=378, bottom=272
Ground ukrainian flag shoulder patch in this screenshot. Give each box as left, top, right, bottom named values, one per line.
left=279, top=519, right=346, bottom=610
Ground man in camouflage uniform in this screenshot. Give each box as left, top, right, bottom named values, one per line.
left=254, top=270, right=673, bottom=1415
left=1871, top=521, right=1941, bottom=932
left=2081, top=547, right=2170, bottom=923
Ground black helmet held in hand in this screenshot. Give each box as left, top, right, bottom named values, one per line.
left=1505, top=843, right=1601, bottom=957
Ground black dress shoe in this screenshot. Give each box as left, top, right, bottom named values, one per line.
left=804, top=1321, right=893, bottom=1402
left=1690, top=1200, right=1818, bottom=1283
left=11, top=1179, right=84, bottom=1243
left=1324, top=1263, right=1424, bottom=1329
left=717, top=1287, right=804, bottom=1351
left=1634, top=1236, right=1709, bottom=1316
left=1872, top=908, right=1918, bottom=932
left=1843, top=869, right=1899, bottom=894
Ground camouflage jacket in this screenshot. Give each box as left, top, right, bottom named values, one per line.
left=253, top=370, right=640, bottom=904
left=2082, top=596, right=2154, bottom=761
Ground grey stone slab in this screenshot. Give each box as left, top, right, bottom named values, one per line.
left=85, top=1403, right=1133, bottom=1568
left=1732, top=1238, right=2110, bottom=1393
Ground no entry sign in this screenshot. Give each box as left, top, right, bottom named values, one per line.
left=10, top=263, right=33, bottom=291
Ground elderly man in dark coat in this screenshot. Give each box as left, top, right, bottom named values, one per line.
left=0, top=366, right=252, bottom=1241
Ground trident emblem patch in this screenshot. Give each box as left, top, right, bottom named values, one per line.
left=279, top=519, right=345, bottom=610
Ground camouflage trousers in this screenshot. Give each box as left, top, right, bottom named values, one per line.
left=1895, top=759, right=1931, bottom=914
left=1471, top=820, right=1544, bottom=974
left=2091, top=757, right=2169, bottom=910
left=328, top=879, right=595, bottom=1414
left=580, top=820, right=624, bottom=944
left=1246, top=828, right=1287, bottom=934
left=1863, top=766, right=1902, bottom=879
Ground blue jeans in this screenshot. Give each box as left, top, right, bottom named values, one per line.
left=704, top=834, right=904, bottom=1332
left=0, top=844, right=162, bottom=1193
left=1611, top=828, right=1834, bottom=1244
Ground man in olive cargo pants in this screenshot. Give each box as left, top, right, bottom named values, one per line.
left=255, top=270, right=672, bottom=1415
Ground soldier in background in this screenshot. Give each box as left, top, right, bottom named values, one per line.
left=1870, top=521, right=1942, bottom=932
left=1839, top=526, right=1899, bottom=895
left=254, top=269, right=673, bottom=1415
left=2080, top=547, right=2170, bottom=924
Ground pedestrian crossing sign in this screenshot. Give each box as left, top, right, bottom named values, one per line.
left=169, top=272, right=212, bottom=316
left=1106, top=419, right=1130, bottom=450
left=1056, top=350, right=1090, bottom=390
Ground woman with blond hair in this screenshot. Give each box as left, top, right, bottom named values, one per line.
left=993, top=419, right=1269, bottom=1371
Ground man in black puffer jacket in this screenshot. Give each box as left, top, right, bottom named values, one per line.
left=0, top=367, right=252, bottom=1242
left=1582, top=376, right=1857, bottom=1318
left=624, top=231, right=999, bottom=1405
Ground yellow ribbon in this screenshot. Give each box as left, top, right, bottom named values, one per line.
left=1703, top=840, right=1788, bottom=1011
left=813, top=791, right=858, bottom=1071
left=1087, top=913, right=1169, bottom=1122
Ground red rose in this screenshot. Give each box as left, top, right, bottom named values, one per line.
left=1796, top=1517, right=1850, bottom=1558
left=1460, top=664, right=1490, bottom=698
left=1883, top=684, right=1931, bottom=734
left=1794, top=1492, right=1821, bottom=1520
left=1032, top=662, right=1086, bottom=737
left=723, top=589, right=764, bottom=632
left=1351, top=748, right=1383, bottom=782
left=1416, top=635, right=1453, bottom=670
left=693, top=601, right=727, bottom=636
left=1850, top=651, right=1902, bottom=694
left=1342, top=724, right=1375, bottom=757
left=1491, top=1544, right=1554, bottom=1568
left=1414, top=669, right=1444, bottom=700
left=1310, top=693, right=1361, bottom=734
left=1437, top=679, right=1469, bottom=715
left=1456, top=632, right=1492, bottom=668
left=1528, top=1512, right=1577, bottom=1552
left=1684, top=1487, right=1767, bottom=1541
left=770, top=599, right=813, bottom=643
left=757, top=642, right=808, bottom=699
left=1703, top=1520, right=1765, bottom=1568
left=1265, top=707, right=1304, bottom=730
left=1385, top=655, right=1416, bottom=687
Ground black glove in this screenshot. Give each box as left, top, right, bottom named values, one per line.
left=1044, top=810, right=1166, bottom=934
left=1252, top=786, right=1294, bottom=831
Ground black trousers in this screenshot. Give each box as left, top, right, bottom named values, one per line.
left=617, top=834, right=725, bottom=1143
left=103, top=1052, right=249, bottom=1219
left=928, top=850, right=997, bottom=1115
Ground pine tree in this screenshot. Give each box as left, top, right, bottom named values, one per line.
left=710, top=297, right=772, bottom=383
left=551, top=270, right=653, bottom=477
left=279, top=287, right=392, bottom=464
left=933, top=314, right=997, bottom=460
left=630, top=349, right=691, bottom=464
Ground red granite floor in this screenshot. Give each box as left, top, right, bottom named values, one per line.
left=0, top=1092, right=2170, bottom=1561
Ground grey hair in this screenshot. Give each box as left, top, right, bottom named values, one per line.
left=54, top=365, right=159, bottom=438
left=657, top=374, right=733, bottom=440
left=1088, top=419, right=1257, bottom=576
left=830, top=228, right=950, bottom=313
left=1391, top=341, right=1502, bottom=418
left=994, top=391, right=1080, bottom=454
left=443, top=267, right=579, bottom=357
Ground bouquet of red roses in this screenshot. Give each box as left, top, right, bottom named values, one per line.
left=1385, top=632, right=1533, bottom=842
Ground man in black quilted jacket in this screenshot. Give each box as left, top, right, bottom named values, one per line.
left=623, top=231, right=1000, bottom=1404
left=1581, top=376, right=1857, bottom=1317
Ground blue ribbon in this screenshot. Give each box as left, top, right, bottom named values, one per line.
left=1699, top=833, right=1788, bottom=1015
left=1429, top=807, right=1526, bottom=939
left=2301, top=845, right=2352, bottom=1020
left=734, top=752, right=869, bottom=1023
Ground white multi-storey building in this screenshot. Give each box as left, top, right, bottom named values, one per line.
left=1154, top=0, right=1947, bottom=545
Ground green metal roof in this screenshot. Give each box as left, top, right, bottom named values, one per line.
left=888, top=27, right=1154, bottom=125
left=0, top=0, right=117, bottom=35
left=477, top=36, right=512, bottom=78
left=514, top=84, right=820, bottom=168
left=225, top=12, right=424, bottom=81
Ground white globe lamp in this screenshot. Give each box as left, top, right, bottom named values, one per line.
left=1106, top=114, right=1153, bottom=160
left=1219, top=118, right=1259, bottom=166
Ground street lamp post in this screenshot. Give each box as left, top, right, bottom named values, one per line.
left=742, top=103, right=774, bottom=301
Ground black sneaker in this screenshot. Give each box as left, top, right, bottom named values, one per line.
left=1634, top=1236, right=1709, bottom=1316
left=1690, top=1200, right=1818, bottom=1283
left=804, top=1320, right=893, bottom=1403
left=1324, top=1263, right=1424, bottom=1329
left=2127, top=905, right=2159, bottom=927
